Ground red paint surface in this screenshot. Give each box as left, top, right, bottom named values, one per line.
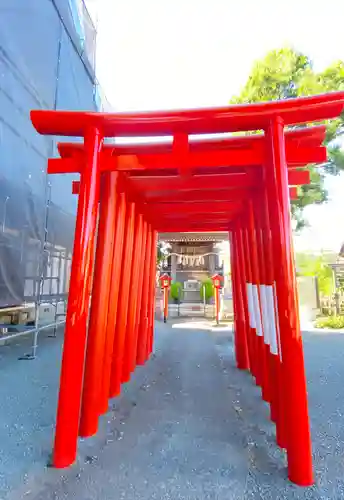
left=79, top=172, right=118, bottom=437
left=52, top=126, right=103, bottom=468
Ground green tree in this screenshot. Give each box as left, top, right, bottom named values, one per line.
left=200, top=278, right=214, bottom=303
left=170, top=281, right=182, bottom=302
left=157, top=242, right=164, bottom=266
left=296, top=252, right=333, bottom=296
left=231, top=48, right=344, bottom=230
left=157, top=241, right=170, bottom=268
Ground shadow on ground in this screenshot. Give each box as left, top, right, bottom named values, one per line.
left=0, top=321, right=344, bottom=499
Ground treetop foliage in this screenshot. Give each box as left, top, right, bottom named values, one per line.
left=231, top=48, right=344, bottom=230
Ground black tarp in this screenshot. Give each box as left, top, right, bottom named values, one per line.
left=0, top=0, right=97, bottom=307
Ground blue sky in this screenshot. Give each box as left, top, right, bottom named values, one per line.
left=87, top=0, right=344, bottom=252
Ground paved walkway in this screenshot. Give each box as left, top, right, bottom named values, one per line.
left=1, top=322, right=344, bottom=499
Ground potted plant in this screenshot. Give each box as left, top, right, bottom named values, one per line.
left=170, top=281, right=182, bottom=304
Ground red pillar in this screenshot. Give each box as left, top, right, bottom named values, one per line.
left=265, top=117, right=313, bottom=486
left=236, top=224, right=255, bottom=376
left=260, top=189, right=287, bottom=449
left=214, top=285, right=220, bottom=324
left=122, top=212, right=144, bottom=383
left=99, top=191, right=127, bottom=414
left=229, top=229, right=249, bottom=370
left=163, top=286, right=169, bottom=323
left=109, top=202, right=136, bottom=398
left=131, top=220, right=148, bottom=372
left=247, top=200, right=270, bottom=402
left=252, top=199, right=274, bottom=403
left=53, top=126, right=103, bottom=468
left=136, top=225, right=152, bottom=365
left=243, top=224, right=261, bottom=386
left=229, top=231, right=240, bottom=361
left=79, top=172, right=118, bottom=437
left=147, top=230, right=158, bottom=358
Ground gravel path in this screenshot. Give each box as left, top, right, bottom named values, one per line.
left=1, top=322, right=344, bottom=499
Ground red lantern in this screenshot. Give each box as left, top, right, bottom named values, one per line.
left=211, top=274, right=223, bottom=324
left=211, top=274, right=223, bottom=289
left=160, top=274, right=172, bottom=289
left=159, top=274, right=172, bottom=322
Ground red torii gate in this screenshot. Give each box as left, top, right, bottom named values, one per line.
left=31, top=91, right=344, bottom=486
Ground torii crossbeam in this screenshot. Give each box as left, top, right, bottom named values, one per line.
left=31, top=91, right=344, bottom=486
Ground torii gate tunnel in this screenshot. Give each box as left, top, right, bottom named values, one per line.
left=31, top=92, right=344, bottom=486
